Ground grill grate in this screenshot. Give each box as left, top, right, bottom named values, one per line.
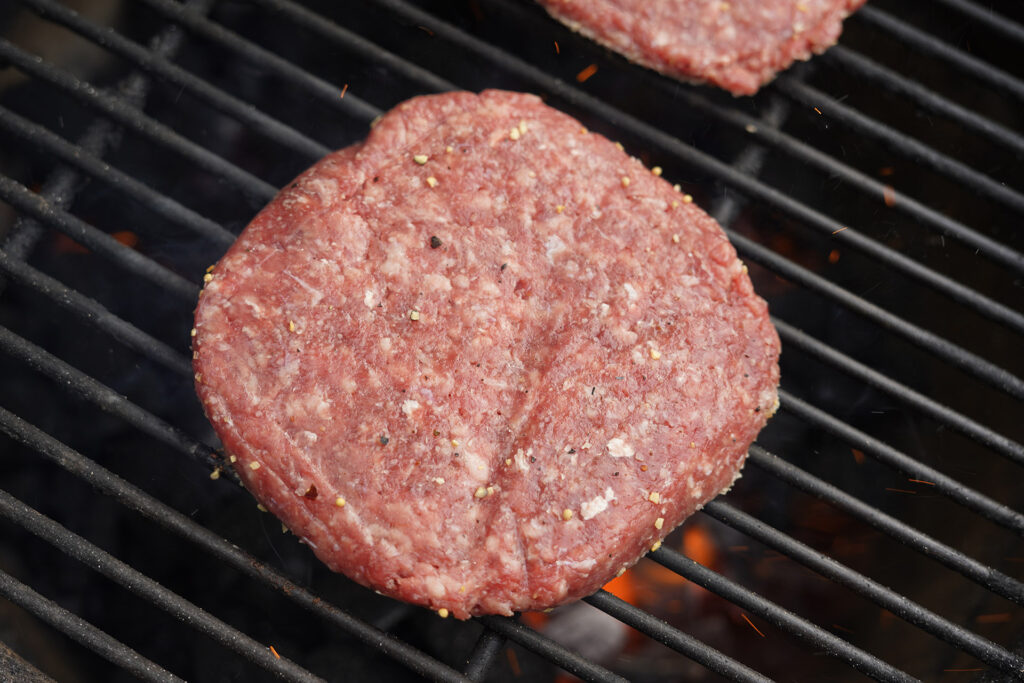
left=1, top=0, right=1022, bottom=681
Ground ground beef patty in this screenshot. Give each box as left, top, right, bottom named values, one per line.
left=193, top=90, right=780, bottom=619
left=538, top=0, right=866, bottom=95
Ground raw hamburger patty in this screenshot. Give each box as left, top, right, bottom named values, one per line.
left=538, top=0, right=867, bottom=95
left=193, top=90, right=780, bottom=618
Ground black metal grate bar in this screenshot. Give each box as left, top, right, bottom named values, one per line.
left=248, top=0, right=456, bottom=94
left=1, top=0, right=212, bottom=264
left=0, top=488, right=325, bottom=683
left=0, top=407, right=473, bottom=683
left=774, top=75, right=1024, bottom=216
left=461, top=629, right=506, bottom=682
left=135, top=0, right=381, bottom=123
left=649, top=547, right=916, bottom=683
left=0, top=176, right=199, bottom=301
left=637, top=74, right=1024, bottom=275
left=932, top=0, right=1024, bottom=45
left=0, top=570, right=182, bottom=683
left=0, top=326, right=226, bottom=479
left=778, top=391, right=1024, bottom=535
left=477, top=616, right=626, bottom=683
left=0, top=251, right=191, bottom=377
left=702, top=501, right=1024, bottom=673
left=582, top=590, right=772, bottom=683
left=0, top=104, right=235, bottom=248
left=0, top=39, right=277, bottom=205
left=747, top=446, right=1024, bottom=606
left=14, top=0, right=329, bottom=162
left=774, top=319, right=1024, bottom=466
left=858, top=5, right=1024, bottom=103
left=824, top=45, right=1024, bottom=158
left=728, top=230, right=1024, bottom=401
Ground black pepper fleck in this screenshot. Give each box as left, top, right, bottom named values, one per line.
left=754, top=406, right=761, bottom=412
left=568, top=448, right=576, bottom=454
left=429, top=235, right=442, bottom=249
left=529, top=456, right=536, bottom=463
left=500, top=263, right=508, bottom=271
left=379, top=435, right=390, bottom=446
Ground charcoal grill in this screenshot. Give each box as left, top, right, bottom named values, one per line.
left=1, top=0, right=1022, bottom=680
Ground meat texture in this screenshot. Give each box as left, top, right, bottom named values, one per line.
left=193, top=90, right=780, bottom=618
left=538, top=0, right=867, bottom=95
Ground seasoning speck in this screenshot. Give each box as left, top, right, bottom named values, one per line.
left=648, top=491, right=661, bottom=503
left=288, top=320, right=296, bottom=333
left=413, top=154, right=429, bottom=165
left=249, top=462, right=261, bottom=471
left=655, top=517, right=665, bottom=530
left=438, top=608, right=450, bottom=618
left=555, top=205, right=565, bottom=214
left=380, top=434, right=390, bottom=446
left=425, top=176, right=438, bottom=188
left=433, top=477, right=445, bottom=484
left=229, top=455, right=237, bottom=463
left=652, top=166, right=663, bottom=176
left=672, top=233, right=680, bottom=243
left=209, top=468, right=221, bottom=480
left=203, top=273, right=213, bottom=283
left=509, top=127, right=521, bottom=141
left=651, top=540, right=662, bottom=552
left=683, top=194, right=693, bottom=203
left=190, top=328, right=197, bottom=337
left=518, top=120, right=528, bottom=134
left=257, top=504, right=267, bottom=512
left=616, top=567, right=626, bottom=577
left=562, top=508, right=574, bottom=521
left=409, top=310, right=420, bottom=321
left=621, top=176, right=630, bottom=188
left=335, top=496, right=346, bottom=507
left=429, top=235, right=442, bottom=249
left=474, top=486, right=489, bottom=499
left=649, top=348, right=662, bottom=360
